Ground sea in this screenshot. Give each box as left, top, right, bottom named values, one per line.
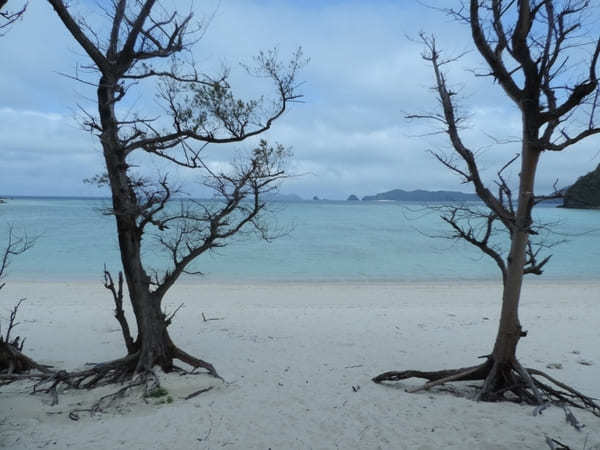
left=1, top=197, right=598, bottom=283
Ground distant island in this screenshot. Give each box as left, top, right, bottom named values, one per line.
left=361, top=189, right=479, bottom=202
left=263, top=193, right=304, bottom=202
left=254, top=186, right=587, bottom=204
left=562, top=163, right=600, bottom=209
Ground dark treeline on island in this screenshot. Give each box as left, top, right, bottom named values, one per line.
left=358, top=189, right=479, bottom=202
left=265, top=189, right=486, bottom=202
left=268, top=189, right=480, bottom=202
left=4, top=180, right=594, bottom=206
left=270, top=189, right=480, bottom=202
left=562, top=164, right=600, bottom=209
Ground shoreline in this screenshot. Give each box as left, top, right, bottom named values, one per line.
left=5, top=275, right=599, bottom=286
left=4, top=278, right=599, bottom=313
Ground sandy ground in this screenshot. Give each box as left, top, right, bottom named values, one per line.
left=0, top=280, right=599, bottom=449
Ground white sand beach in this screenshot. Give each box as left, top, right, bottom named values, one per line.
left=1, top=280, right=599, bottom=449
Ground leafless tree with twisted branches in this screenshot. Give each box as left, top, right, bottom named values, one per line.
left=374, top=0, right=600, bottom=416
left=0, top=227, right=48, bottom=378
left=27, top=0, right=306, bottom=395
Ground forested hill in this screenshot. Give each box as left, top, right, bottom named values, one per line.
left=361, top=189, right=479, bottom=202
left=562, top=164, right=600, bottom=209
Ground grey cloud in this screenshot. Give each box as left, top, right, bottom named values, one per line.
left=0, top=1, right=599, bottom=199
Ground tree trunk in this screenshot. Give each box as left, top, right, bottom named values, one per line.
left=491, top=120, right=541, bottom=367
left=98, top=76, right=175, bottom=373
left=131, top=291, right=173, bottom=371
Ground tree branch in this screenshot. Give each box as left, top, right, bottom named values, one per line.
left=47, top=0, right=109, bottom=72
left=0, top=0, right=27, bottom=34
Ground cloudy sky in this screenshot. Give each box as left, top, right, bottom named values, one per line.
left=1, top=0, right=599, bottom=200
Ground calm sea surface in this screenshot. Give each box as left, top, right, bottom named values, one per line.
left=1, top=197, right=598, bottom=282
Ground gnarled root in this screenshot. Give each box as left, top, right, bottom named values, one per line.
left=0, top=342, right=52, bottom=386
left=1, top=299, right=51, bottom=381
left=373, top=358, right=600, bottom=417
left=68, top=370, right=161, bottom=420
left=26, top=344, right=220, bottom=413
left=171, top=345, right=221, bottom=379
left=33, top=345, right=220, bottom=390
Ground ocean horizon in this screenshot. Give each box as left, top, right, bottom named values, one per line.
left=1, top=196, right=598, bottom=283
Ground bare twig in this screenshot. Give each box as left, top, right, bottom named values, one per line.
left=183, top=385, right=213, bottom=400
left=103, top=268, right=135, bottom=354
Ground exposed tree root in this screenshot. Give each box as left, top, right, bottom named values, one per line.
left=1, top=345, right=221, bottom=413
left=1, top=271, right=220, bottom=414
left=373, top=358, right=600, bottom=417
left=171, top=345, right=220, bottom=379
left=0, top=342, right=52, bottom=386
left=0, top=344, right=50, bottom=374
left=102, top=269, right=222, bottom=382
left=68, top=370, right=161, bottom=420
left=28, top=345, right=220, bottom=392
left=1, top=299, right=52, bottom=382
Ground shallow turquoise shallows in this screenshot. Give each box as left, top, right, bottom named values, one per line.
left=1, top=197, right=598, bottom=282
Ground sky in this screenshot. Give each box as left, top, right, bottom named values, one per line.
left=1, top=0, right=599, bottom=200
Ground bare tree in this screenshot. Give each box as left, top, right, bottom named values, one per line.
left=45, top=0, right=304, bottom=386
left=0, top=0, right=27, bottom=35
left=0, top=227, right=47, bottom=377
left=0, top=0, right=41, bottom=380
left=374, top=1, right=600, bottom=415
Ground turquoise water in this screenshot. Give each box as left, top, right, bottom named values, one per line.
left=1, top=197, right=598, bottom=282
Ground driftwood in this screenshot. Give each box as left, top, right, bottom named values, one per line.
left=183, top=386, right=214, bottom=400
left=202, top=313, right=224, bottom=322
left=545, top=436, right=572, bottom=450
